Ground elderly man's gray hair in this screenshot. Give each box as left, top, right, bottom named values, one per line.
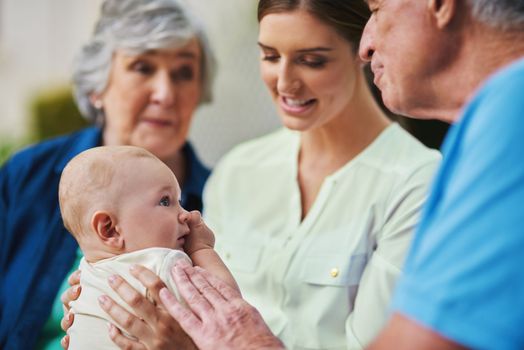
left=468, top=0, right=524, bottom=31
left=72, top=0, right=216, bottom=122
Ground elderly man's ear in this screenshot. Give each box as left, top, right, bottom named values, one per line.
left=427, top=0, right=457, bottom=29
left=91, top=211, right=124, bottom=249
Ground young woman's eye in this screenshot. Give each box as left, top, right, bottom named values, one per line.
left=171, top=65, right=195, bottom=82
left=159, top=196, right=171, bottom=207
left=260, top=49, right=280, bottom=63
left=130, top=60, right=154, bottom=75
left=262, top=55, right=279, bottom=63
left=299, top=57, right=327, bottom=68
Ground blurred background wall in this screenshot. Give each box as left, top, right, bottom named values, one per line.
left=0, top=0, right=448, bottom=165
left=0, top=0, right=280, bottom=166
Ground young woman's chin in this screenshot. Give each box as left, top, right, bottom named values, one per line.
left=280, top=115, right=317, bottom=132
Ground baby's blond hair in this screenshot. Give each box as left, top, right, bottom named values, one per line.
left=58, top=146, right=157, bottom=240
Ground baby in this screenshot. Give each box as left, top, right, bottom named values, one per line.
left=58, top=145, right=236, bottom=349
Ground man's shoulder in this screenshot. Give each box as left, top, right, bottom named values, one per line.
left=217, top=128, right=295, bottom=167
left=473, top=58, right=524, bottom=111
left=360, top=123, right=442, bottom=179
left=457, top=58, right=524, bottom=150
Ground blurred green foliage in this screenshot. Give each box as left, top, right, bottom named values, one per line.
left=1, top=86, right=88, bottom=166
left=0, top=139, right=24, bottom=165
left=30, top=86, right=88, bottom=141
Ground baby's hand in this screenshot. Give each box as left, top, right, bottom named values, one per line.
left=180, top=210, right=215, bottom=256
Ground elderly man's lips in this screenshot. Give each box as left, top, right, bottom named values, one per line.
left=373, top=71, right=383, bottom=86
left=371, top=66, right=384, bottom=87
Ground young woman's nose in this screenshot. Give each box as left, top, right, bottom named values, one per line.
left=151, top=71, right=177, bottom=108
left=277, top=61, right=301, bottom=95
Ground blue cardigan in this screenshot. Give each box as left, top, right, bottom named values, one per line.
left=0, top=127, right=210, bottom=349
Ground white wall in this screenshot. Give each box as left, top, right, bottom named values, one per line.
left=182, top=0, right=280, bottom=166
left=0, top=0, right=279, bottom=166
left=0, top=0, right=102, bottom=139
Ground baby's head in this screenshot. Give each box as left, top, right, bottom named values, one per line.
left=59, top=145, right=190, bottom=262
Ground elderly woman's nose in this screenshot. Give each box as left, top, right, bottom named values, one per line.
left=151, top=72, right=177, bottom=107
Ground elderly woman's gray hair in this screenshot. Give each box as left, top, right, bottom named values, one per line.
left=72, top=0, right=216, bottom=122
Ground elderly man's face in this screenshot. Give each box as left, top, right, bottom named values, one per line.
left=359, top=0, right=452, bottom=118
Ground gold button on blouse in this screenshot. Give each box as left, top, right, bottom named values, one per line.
left=225, top=252, right=231, bottom=260
left=330, top=268, right=339, bottom=278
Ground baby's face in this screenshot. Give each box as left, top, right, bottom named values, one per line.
left=115, top=156, right=189, bottom=252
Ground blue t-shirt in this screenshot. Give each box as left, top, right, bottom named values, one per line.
left=392, top=58, right=524, bottom=349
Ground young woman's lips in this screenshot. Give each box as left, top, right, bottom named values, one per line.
left=279, top=96, right=316, bottom=116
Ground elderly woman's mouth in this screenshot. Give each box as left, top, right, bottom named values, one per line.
left=141, top=118, right=175, bottom=127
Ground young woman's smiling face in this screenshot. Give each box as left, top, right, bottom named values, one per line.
left=258, top=10, right=362, bottom=132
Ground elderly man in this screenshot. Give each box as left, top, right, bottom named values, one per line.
left=159, top=0, right=524, bottom=349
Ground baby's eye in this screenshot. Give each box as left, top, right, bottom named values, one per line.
left=159, top=196, right=171, bottom=207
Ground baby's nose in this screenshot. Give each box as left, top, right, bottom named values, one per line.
left=178, top=209, right=190, bottom=224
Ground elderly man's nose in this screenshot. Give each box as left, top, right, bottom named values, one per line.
left=359, top=22, right=375, bottom=62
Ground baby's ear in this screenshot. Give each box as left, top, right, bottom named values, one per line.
left=91, top=211, right=124, bottom=250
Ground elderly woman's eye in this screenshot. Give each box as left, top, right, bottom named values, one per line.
left=159, top=196, right=171, bottom=207
left=131, top=61, right=154, bottom=75
left=171, top=65, right=194, bottom=82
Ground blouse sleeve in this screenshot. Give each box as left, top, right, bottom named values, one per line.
left=202, top=161, right=226, bottom=238
left=345, top=160, right=440, bottom=348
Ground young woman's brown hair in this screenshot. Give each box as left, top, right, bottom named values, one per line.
left=258, top=0, right=371, bottom=51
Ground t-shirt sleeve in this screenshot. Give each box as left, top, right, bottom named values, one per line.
left=391, top=62, right=524, bottom=349
left=159, top=250, right=192, bottom=302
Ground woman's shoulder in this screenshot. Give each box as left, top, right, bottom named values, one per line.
left=5, top=127, right=100, bottom=167
left=217, top=127, right=296, bottom=166
left=363, top=123, right=442, bottom=175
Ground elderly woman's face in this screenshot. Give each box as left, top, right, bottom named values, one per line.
left=98, top=38, right=202, bottom=161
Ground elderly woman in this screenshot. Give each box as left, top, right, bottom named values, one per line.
left=0, top=0, right=214, bottom=348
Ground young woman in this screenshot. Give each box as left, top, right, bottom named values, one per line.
left=201, top=1, right=440, bottom=348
